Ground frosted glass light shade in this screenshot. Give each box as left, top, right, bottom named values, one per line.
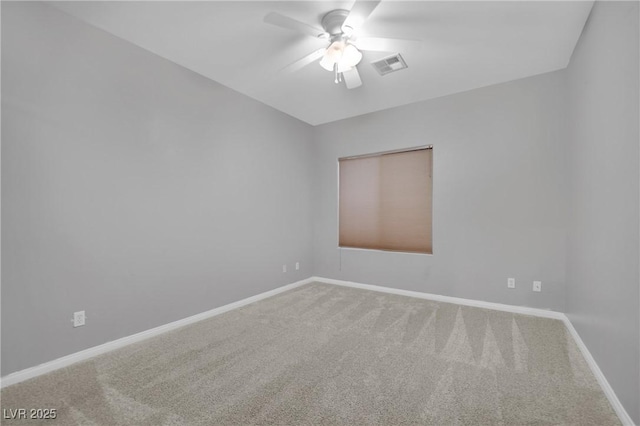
left=319, top=41, right=344, bottom=71
left=319, top=41, right=362, bottom=72
left=319, top=55, right=335, bottom=71
left=341, top=44, right=362, bottom=68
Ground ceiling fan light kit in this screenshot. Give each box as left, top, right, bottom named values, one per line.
left=318, top=42, right=363, bottom=72
left=264, top=0, right=414, bottom=89
left=317, top=9, right=364, bottom=82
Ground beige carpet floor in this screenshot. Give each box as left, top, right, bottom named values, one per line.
left=1, top=282, right=620, bottom=425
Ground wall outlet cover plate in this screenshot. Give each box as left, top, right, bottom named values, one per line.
left=73, top=311, right=85, bottom=327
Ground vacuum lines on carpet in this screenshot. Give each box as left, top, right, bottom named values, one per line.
left=0, top=283, right=620, bottom=425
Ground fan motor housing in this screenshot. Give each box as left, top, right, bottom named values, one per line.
left=321, top=9, right=349, bottom=36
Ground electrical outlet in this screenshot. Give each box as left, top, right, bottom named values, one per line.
left=507, top=278, right=515, bottom=289
left=282, top=264, right=287, bottom=273
left=73, top=311, right=85, bottom=327
left=295, top=262, right=300, bottom=271
left=533, top=281, right=542, bottom=292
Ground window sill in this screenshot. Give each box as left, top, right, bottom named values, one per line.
left=338, top=246, right=433, bottom=256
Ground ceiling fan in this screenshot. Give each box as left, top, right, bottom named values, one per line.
left=264, top=0, right=417, bottom=89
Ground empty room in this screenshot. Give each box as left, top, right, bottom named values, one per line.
left=1, top=0, right=639, bottom=424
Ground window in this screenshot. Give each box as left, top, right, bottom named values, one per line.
left=338, top=146, right=433, bottom=254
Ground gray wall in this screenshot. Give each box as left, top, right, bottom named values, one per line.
left=565, top=1, right=640, bottom=422
left=312, top=70, right=568, bottom=312
left=1, top=2, right=313, bottom=376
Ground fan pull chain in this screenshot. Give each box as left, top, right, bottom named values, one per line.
left=334, top=63, right=339, bottom=84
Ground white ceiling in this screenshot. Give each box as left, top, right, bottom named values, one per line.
left=51, top=1, right=593, bottom=126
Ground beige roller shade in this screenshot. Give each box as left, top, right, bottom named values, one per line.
left=339, top=148, right=432, bottom=254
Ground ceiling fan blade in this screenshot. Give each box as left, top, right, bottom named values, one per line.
left=281, top=48, right=326, bottom=73
left=354, top=36, right=422, bottom=52
left=342, top=0, right=382, bottom=31
left=343, top=67, right=363, bottom=89
left=264, top=12, right=326, bottom=38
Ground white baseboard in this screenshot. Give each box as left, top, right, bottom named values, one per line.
left=562, top=317, right=635, bottom=425
left=311, top=276, right=635, bottom=426
left=0, top=277, right=314, bottom=389
left=310, top=276, right=565, bottom=320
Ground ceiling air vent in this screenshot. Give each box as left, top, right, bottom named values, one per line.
left=371, top=54, right=408, bottom=76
